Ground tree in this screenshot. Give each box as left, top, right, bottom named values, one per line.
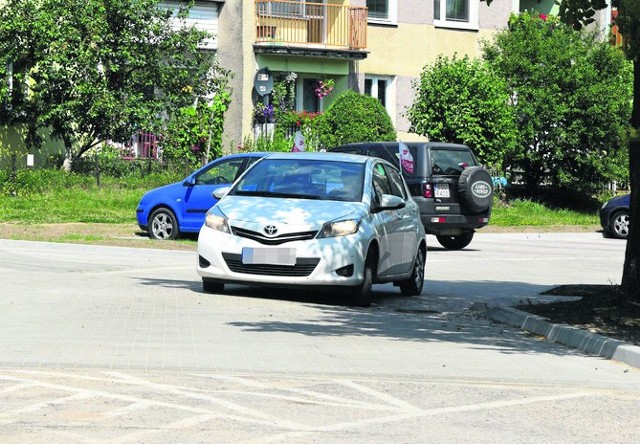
left=0, top=0, right=230, bottom=171
left=406, top=54, right=518, bottom=168
left=316, top=90, right=396, bottom=148
left=161, top=92, right=231, bottom=168
left=482, top=0, right=640, bottom=302
left=482, top=12, right=632, bottom=195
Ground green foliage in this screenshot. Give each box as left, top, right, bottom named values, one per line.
left=315, top=90, right=396, bottom=148
left=161, top=92, right=231, bottom=168
left=271, top=72, right=297, bottom=116
left=482, top=12, right=633, bottom=194
left=406, top=55, right=518, bottom=168
left=252, top=131, right=293, bottom=152
left=0, top=0, right=230, bottom=171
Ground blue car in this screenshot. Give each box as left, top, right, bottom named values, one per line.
left=599, top=193, right=630, bottom=239
left=137, top=153, right=268, bottom=239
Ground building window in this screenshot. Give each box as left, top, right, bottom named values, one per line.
left=161, top=1, right=219, bottom=48
left=364, top=75, right=392, bottom=118
left=367, top=0, right=397, bottom=24
left=258, top=0, right=326, bottom=19
left=434, top=0, right=478, bottom=30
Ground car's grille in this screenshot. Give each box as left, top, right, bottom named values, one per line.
left=231, top=226, right=318, bottom=245
left=222, top=253, right=319, bottom=277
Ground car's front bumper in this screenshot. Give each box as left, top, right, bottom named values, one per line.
left=196, top=225, right=368, bottom=287
left=136, top=206, right=148, bottom=230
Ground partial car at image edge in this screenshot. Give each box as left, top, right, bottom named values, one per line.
left=600, top=193, right=630, bottom=239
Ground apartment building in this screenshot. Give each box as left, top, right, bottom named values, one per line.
left=209, top=1, right=516, bottom=147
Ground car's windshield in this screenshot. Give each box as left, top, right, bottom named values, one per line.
left=232, top=159, right=365, bottom=202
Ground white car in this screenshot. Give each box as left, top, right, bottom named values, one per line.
left=196, top=152, right=427, bottom=306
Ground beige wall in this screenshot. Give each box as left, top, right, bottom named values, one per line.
left=360, top=0, right=514, bottom=139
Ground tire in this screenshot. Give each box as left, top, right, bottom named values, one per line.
left=458, top=167, right=493, bottom=213
left=203, top=279, right=224, bottom=293
left=399, top=247, right=425, bottom=296
left=149, top=208, right=179, bottom=240
left=352, top=253, right=374, bottom=307
left=611, top=210, right=630, bottom=239
left=437, top=231, right=474, bottom=250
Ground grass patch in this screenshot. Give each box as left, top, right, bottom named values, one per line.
left=58, top=234, right=107, bottom=242
left=490, top=198, right=598, bottom=227
left=0, top=187, right=144, bottom=223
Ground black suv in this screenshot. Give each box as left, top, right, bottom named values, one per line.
left=330, top=142, right=493, bottom=249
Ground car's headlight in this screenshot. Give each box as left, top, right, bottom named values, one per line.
left=318, top=219, right=360, bottom=238
left=601, top=201, right=610, bottom=210
left=205, top=208, right=230, bottom=233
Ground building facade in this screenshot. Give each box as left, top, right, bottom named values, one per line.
left=210, top=1, right=518, bottom=148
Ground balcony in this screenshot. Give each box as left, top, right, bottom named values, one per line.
left=255, top=1, right=368, bottom=59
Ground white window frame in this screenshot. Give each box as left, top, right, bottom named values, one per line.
left=364, top=75, right=395, bottom=125
left=160, top=1, right=219, bottom=49
left=434, top=0, right=479, bottom=31
left=367, top=0, right=398, bottom=26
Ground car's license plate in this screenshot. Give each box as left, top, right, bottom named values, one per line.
left=434, top=183, right=450, bottom=198
left=241, top=247, right=296, bottom=266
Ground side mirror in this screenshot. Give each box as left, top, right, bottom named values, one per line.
left=378, top=194, right=406, bottom=210
left=213, top=186, right=231, bottom=199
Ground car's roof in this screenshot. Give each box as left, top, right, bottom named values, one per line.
left=264, top=151, right=371, bottom=164
left=222, top=152, right=270, bottom=158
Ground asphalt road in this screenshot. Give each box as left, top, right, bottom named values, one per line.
left=0, top=233, right=638, bottom=443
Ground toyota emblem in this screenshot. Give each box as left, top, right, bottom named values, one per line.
left=263, top=225, right=278, bottom=236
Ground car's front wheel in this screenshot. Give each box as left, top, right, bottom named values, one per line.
left=436, top=231, right=474, bottom=250
left=611, top=210, right=630, bottom=239
left=398, top=247, right=425, bottom=296
left=351, top=252, right=374, bottom=307
left=149, top=208, right=179, bottom=240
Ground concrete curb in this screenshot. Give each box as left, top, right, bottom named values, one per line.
left=487, top=306, right=640, bottom=369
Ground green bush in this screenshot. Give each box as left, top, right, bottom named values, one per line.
left=406, top=55, right=517, bottom=168
left=316, top=91, right=396, bottom=148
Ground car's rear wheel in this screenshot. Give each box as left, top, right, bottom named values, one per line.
left=611, top=210, right=630, bottom=239
left=436, top=231, right=474, bottom=250
left=203, top=279, right=224, bottom=293
left=398, top=247, right=425, bottom=296
left=149, top=208, right=179, bottom=240
left=351, top=252, right=374, bottom=307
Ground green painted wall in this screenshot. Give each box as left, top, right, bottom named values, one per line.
left=256, top=55, right=349, bottom=76
left=0, top=125, right=65, bottom=166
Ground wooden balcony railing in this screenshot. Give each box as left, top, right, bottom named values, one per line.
left=255, top=1, right=367, bottom=50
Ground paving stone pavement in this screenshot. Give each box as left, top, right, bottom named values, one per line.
left=1, top=235, right=639, bottom=442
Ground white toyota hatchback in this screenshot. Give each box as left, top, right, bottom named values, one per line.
left=197, top=152, right=426, bottom=306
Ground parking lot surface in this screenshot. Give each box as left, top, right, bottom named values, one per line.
left=0, top=234, right=638, bottom=442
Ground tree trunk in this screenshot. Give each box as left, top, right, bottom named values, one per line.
left=621, top=59, right=640, bottom=303
left=61, top=138, right=74, bottom=172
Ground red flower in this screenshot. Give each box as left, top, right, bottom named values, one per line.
left=539, top=14, right=548, bottom=21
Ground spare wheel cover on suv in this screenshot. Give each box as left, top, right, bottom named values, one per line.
left=458, top=166, right=493, bottom=213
